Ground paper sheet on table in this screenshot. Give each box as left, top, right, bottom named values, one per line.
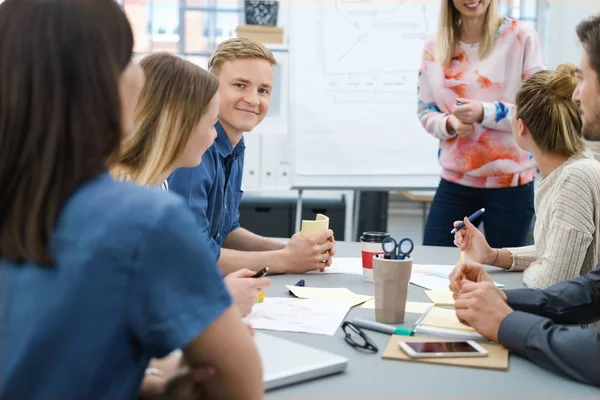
left=419, top=307, right=476, bottom=332
left=286, top=285, right=373, bottom=307
left=244, top=297, right=352, bottom=335
left=410, top=264, right=505, bottom=291
left=300, top=213, right=329, bottom=237
left=425, top=290, right=456, bottom=306
left=360, top=299, right=432, bottom=314
left=306, top=257, right=363, bottom=275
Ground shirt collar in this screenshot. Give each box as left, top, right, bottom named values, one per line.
left=215, top=121, right=245, bottom=158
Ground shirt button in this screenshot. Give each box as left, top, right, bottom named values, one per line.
left=216, top=233, right=221, bottom=238
left=224, top=204, right=227, bottom=210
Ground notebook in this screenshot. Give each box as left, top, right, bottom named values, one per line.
left=254, top=332, right=348, bottom=391
left=414, top=307, right=484, bottom=340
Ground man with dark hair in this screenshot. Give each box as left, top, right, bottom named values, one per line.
left=448, top=13, right=600, bottom=388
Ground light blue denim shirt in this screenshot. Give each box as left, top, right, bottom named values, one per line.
left=1, top=173, right=231, bottom=398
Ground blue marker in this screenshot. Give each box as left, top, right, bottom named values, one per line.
left=451, top=208, right=485, bottom=234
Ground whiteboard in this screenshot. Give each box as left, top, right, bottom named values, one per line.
left=288, top=0, right=442, bottom=190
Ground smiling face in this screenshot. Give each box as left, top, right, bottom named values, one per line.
left=452, top=0, right=491, bottom=18
left=573, top=50, right=600, bottom=141
left=216, top=58, right=274, bottom=137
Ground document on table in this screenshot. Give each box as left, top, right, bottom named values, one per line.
left=425, top=290, right=456, bottom=306
left=410, top=264, right=505, bottom=291
left=360, top=299, right=432, bottom=314
left=245, top=297, right=353, bottom=336
left=287, top=285, right=373, bottom=307
left=306, top=257, right=363, bottom=275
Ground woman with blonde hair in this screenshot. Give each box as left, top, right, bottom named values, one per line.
left=454, top=64, right=600, bottom=288
left=111, top=52, right=220, bottom=189
left=418, top=0, right=545, bottom=248
left=111, top=52, right=270, bottom=396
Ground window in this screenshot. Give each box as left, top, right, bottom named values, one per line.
left=500, top=0, right=538, bottom=29
left=120, top=0, right=243, bottom=63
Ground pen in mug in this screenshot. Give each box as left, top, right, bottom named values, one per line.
left=451, top=208, right=485, bottom=234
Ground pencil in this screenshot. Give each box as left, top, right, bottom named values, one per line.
left=459, top=251, right=466, bottom=280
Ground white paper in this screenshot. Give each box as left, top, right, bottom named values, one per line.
left=244, top=297, right=353, bottom=336
left=306, top=257, right=363, bottom=275
left=410, top=264, right=505, bottom=291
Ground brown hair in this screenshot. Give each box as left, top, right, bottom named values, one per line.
left=0, top=0, right=133, bottom=264
left=208, top=37, right=277, bottom=76
left=516, top=63, right=583, bottom=156
left=435, top=0, right=503, bottom=66
left=110, top=53, right=218, bottom=186
left=577, top=13, right=600, bottom=82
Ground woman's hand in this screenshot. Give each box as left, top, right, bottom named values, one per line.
left=447, top=115, right=475, bottom=137
left=224, top=269, right=271, bottom=317
left=453, top=217, right=496, bottom=265
left=453, top=98, right=484, bottom=124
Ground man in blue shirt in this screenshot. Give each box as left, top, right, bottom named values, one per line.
left=169, top=38, right=336, bottom=276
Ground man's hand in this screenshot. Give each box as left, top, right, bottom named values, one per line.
left=449, top=261, right=493, bottom=297
left=454, top=281, right=512, bottom=342
left=282, top=229, right=335, bottom=273
left=224, top=269, right=271, bottom=317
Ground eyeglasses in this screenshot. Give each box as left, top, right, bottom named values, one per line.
left=341, top=321, right=378, bottom=353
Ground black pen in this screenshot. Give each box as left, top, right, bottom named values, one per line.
left=252, top=267, right=269, bottom=278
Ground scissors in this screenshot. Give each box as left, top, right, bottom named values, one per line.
left=381, top=237, right=414, bottom=260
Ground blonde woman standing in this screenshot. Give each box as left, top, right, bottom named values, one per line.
left=418, top=0, right=545, bottom=248
left=454, top=64, right=600, bottom=288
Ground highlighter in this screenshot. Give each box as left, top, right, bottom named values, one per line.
left=254, top=267, right=269, bottom=303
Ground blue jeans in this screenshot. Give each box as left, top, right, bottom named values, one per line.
left=423, top=179, right=534, bottom=248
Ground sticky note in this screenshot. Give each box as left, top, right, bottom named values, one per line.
left=424, top=290, right=456, bottom=306
left=420, top=307, right=476, bottom=332
left=300, top=213, right=329, bottom=237
left=286, top=285, right=372, bottom=308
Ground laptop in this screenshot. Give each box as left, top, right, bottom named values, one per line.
left=254, top=332, right=348, bottom=391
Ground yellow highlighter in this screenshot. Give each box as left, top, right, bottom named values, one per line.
left=253, top=267, right=269, bottom=303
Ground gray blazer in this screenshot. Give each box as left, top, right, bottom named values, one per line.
left=498, top=265, right=600, bottom=387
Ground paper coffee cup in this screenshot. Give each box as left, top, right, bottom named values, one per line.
left=360, top=231, right=389, bottom=282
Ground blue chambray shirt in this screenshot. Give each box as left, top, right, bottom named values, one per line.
left=168, top=122, right=245, bottom=258
left=1, top=174, right=231, bottom=398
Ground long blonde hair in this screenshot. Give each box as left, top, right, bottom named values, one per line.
left=435, top=0, right=503, bottom=66
left=110, top=53, right=218, bottom=185
left=516, top=63, right=584, bottom=156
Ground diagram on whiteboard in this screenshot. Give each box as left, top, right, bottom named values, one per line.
left=316, top=0, right=438, bottom=103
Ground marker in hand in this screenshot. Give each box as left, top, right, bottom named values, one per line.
left=450, top=208, right=485, bottom=234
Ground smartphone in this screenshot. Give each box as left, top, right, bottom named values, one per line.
left=398, top=341, right=488, bottom=358
left=252, top=267, right=269, bottom=278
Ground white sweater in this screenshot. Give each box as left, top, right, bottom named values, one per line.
left=506, top=152, right=600, bottom=288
